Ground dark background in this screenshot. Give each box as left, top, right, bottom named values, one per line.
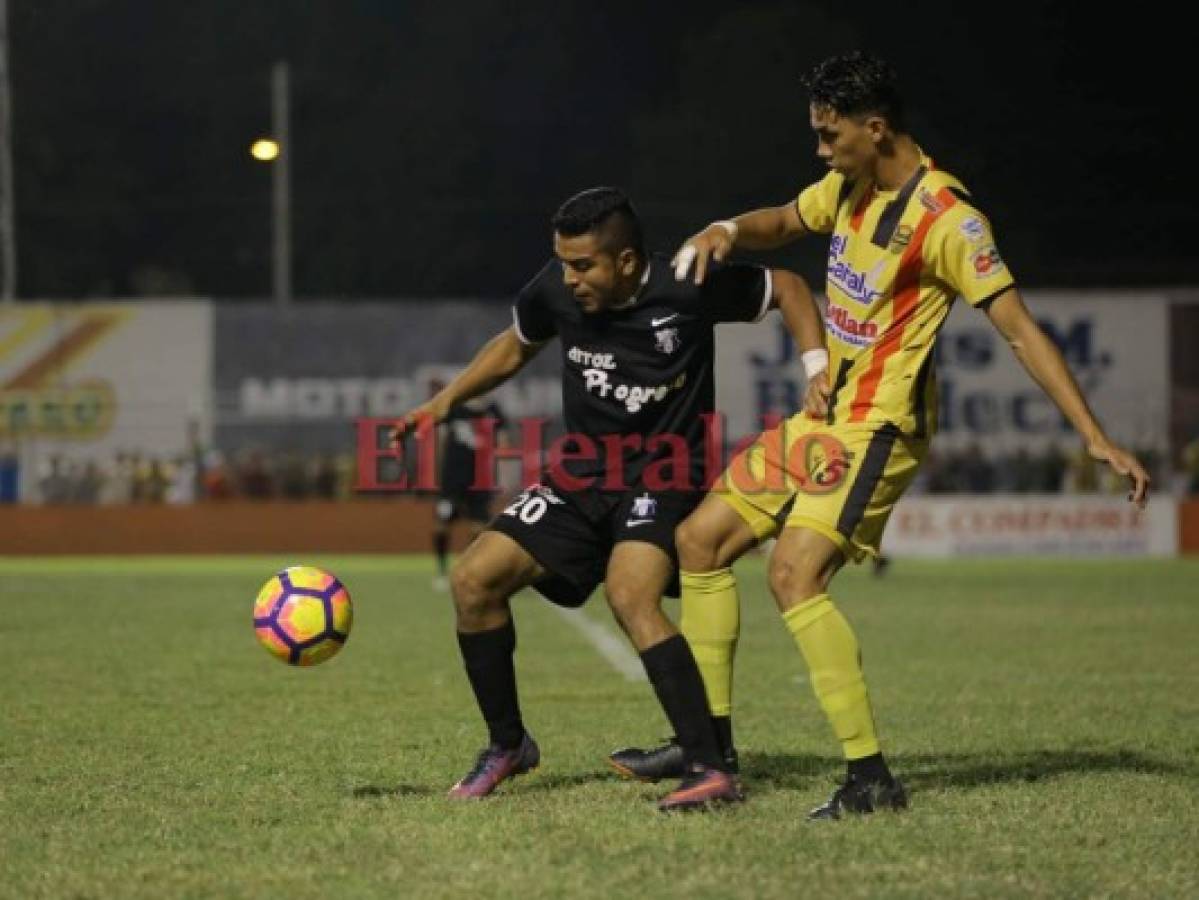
left=11, top=0, right=1191, bottom=299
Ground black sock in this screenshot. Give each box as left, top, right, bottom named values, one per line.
left=434, top=532, right=449, bottom=575
left=847, top=752, right=893, bottom=784
left=457, top=620, right=524, bottom=749
left=711, top=715, right=734, bottom=761
left=640, top=635, right=724, bottom=771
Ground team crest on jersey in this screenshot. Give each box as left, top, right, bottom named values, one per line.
left=889, top=224, right=915, bottom=253
left=959, top=216, right=987, bottom=242
left=971, top=245, right=1005, bottom=277
left=918, top=189, right=945, bottom=214
left=631, top=493, right=657, bottom=518
left=654, top=327, right=681, bottom=354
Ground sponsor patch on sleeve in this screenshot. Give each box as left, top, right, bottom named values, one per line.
left=959, top=216, right=988, bottom=242
left=970, top=245, right=1006, bottom=277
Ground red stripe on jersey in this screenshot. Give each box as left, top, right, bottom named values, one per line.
left=848, top=187, right=957, bottom=422
left=849, top=187, right=873, bottom=233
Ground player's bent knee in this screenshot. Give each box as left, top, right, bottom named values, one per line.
left=676, top=498, right=756, bottom=571
left=767, top=555, right=824, bottom=608
left=449, top=561, right=506, bottom=616
left=604, top=582, right=657, bottom=621
left=604, top=582, right=670, bottom=649
left=674, top=518, right=719, bottom=571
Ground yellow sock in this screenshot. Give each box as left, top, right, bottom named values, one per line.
left=680, top=568, right=740, bottom=717
left=783, top=593, right=880, bottom=760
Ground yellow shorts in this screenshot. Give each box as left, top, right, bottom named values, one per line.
left=712, top=414, right=926, bottom=563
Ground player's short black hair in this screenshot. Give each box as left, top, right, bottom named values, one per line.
left=552, top=187, right=646, bottom=260
left=803, top=51, right=907, bottom=133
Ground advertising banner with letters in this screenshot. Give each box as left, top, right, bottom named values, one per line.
left=883, top=495, right=1178, bottom=558
left=4, top=293, right=1168, bottom=462
left=715, top=291, right=1171, bottom=452
left=213, top=302, right=562, bottom=453
left=216, top=292, right=1171, bottom=461
left=0, top=301, right=212, bottom=459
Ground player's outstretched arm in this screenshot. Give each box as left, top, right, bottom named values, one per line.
left=986, top=288, right=1150, bottom=506
left=673, top=202, right=809, bottom=285
left=769, top=268, right=831, bottom=418
left=391, top=327, right=544, bottom=443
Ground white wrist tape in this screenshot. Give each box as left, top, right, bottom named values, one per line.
left=802, top=349, right=829, bottom=379
left=673, top=221, right=739, bottom=282
left=673, top=244, right=698, bottom=281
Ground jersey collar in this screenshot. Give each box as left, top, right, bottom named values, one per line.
left=872, top=151, right=933, bottom=200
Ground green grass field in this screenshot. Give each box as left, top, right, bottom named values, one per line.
left=2, top=555, right=1197, bottom=899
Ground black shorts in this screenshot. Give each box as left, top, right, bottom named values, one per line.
left=487, top=481, right=702, bottom=608
left=435, top=491, right=493, bottom=524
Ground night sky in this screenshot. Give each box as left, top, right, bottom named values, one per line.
left=10, top=1, right=1192, bottom=299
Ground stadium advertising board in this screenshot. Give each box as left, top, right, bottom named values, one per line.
left=0, top=301, right=212, bottom=458
left=6, top=294, right=1166, bottom=465
left=213, top=302, right=562, bottom=452
left=883, top=495, right=1178, bottom=558
left=716, top=292, right=1170, bottom=451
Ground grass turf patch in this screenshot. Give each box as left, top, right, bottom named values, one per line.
left=2, top=556, right=1196, bottom=898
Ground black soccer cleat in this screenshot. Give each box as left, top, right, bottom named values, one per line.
left=807, top=774, right=908, bottom=821
left=608, top=737, right=738, bottom=782
left=608, top=738, right=685, bottom=782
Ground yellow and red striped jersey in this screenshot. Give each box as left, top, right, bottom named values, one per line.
left=796, top=159, right=1014, bottom=437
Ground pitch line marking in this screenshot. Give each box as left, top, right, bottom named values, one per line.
left=551, top=606, right=647, bottom=682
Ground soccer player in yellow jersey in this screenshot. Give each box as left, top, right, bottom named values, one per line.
left=608, top=51, right=1150, bottom=818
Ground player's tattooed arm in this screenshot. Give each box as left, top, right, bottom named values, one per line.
left=391, top=328, right=545, bottom=445
left=673, top=202, right=809, bottom=284
left=769, top=268, right=831, bottom=418
left=986, top=288, right=1150, bottom=507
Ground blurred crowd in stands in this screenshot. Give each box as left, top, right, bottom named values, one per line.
left=2, top=440, right=1198, bottom=504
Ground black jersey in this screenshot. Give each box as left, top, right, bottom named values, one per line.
left=439, top=401, right=506, bottom=495
left=512, top=253, right=771, bottom=489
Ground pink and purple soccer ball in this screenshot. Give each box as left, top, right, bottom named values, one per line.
left=253, top=566, right=353, bottom=666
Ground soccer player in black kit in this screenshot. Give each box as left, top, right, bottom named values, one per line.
left=394, top=187, right=825, bottom=810
left=426, top=377, right=508, bottom=592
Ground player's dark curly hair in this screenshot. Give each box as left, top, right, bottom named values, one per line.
left=802, top=51, right=907, bottom=133
left=552, top=187, right=646, bottom=260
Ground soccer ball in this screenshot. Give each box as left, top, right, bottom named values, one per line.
left=253, top=566, right=353, bottom=666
